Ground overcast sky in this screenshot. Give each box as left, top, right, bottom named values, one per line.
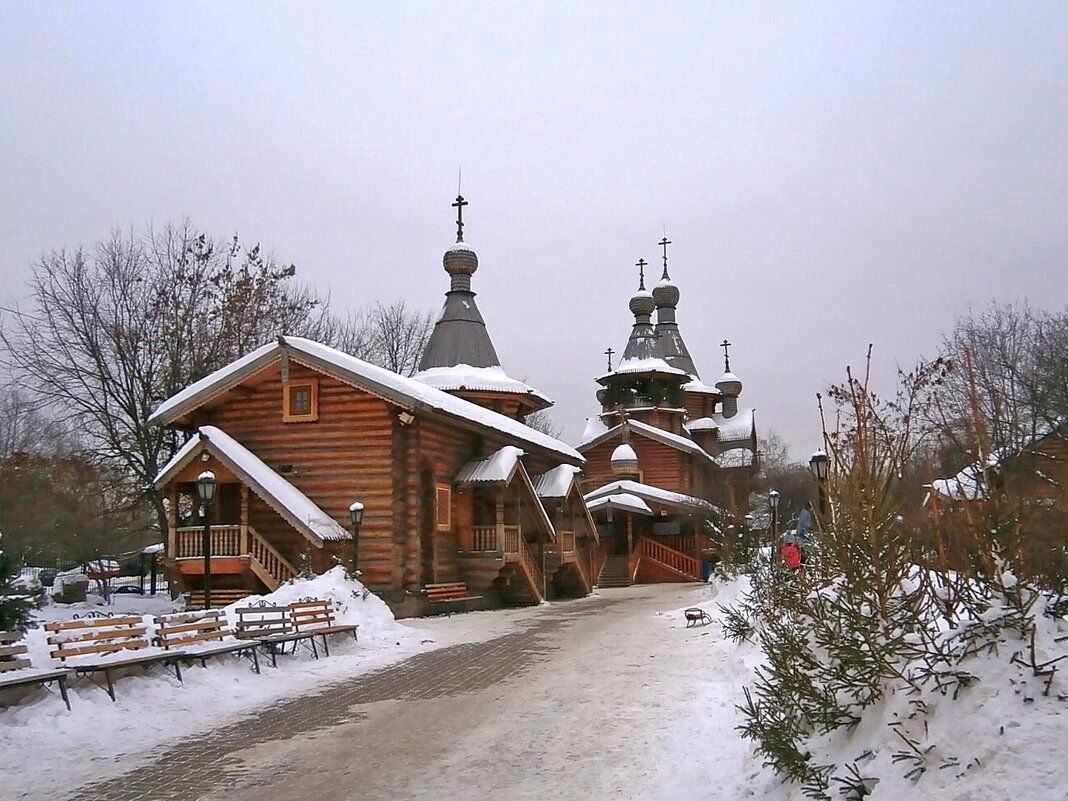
left=2, top=2, right=1066, bottom=460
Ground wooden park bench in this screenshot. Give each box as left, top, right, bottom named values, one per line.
left=154, top=608, right=261, bottom=674
left=45, top=614, right=186, bottom=701
left=684, top=607, right=712, bottom=627
left=425, top=582, right=482, bottom=615
left=288, top=599, right=359, bottom=657
left=0, top=631, right=73, bottom=710
left=234, top=602, right=321, bottom=667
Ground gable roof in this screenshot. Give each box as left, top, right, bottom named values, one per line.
left=413, top=364, right=551, bottom=407
left=584, top=479, right=715, bottom=514
left=586, top=493, right=654, bottom=517
left=455, top=445, right=525, bottom=484
left=577, top=419, right=714, bottom=464
left=153, top=425, right=351, bottom=545
left=531, top=464, right=582, bottom=498
left=149, top=336, right=582, bottom=465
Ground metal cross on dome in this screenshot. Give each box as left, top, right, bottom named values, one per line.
left=452, top=194, right=468, bottom=242
left=636, top=258, right=647, bottom=290
left=721, top=339, right=732, bottom=372
left=658, top=236, right=671, bottom=278
left=604, top=346, right=615, bottom=371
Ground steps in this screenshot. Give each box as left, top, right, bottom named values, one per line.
left=596, top=554, right=632, bottom=588
left=185, top=588, right=252, bottom=609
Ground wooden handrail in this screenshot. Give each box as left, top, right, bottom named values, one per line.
left=516, top=536, right=544, bottom=602
left=638, top=536, right=701, bottom=580
left=248, top=526, right=297, bottom=585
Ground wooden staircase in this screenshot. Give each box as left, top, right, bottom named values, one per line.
left=248, top=527, right=297, bottom=591
left=596, top=554, right=632, bottom=588
left=636, top=536, right=702, bottom=582
left=185, top=588, right=252, bottom=608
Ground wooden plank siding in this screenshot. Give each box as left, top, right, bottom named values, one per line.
left=164, top=358, right=582, bottom=600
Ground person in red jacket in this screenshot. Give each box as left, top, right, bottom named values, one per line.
left=781, top=540, right=802, bottom=570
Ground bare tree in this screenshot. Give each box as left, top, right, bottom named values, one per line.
left=361, top=300, right=434, bottom=376
left=1, top=223, right=329, bottom=535
left=523, top=409, right=564, bottom=439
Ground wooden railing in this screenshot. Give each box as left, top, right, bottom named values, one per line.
left=638, top=536, right=702, bottom=580
left=249, top=527, right=297, bottom=587
left=459, top=525, right=523, bottom=553
left=516, top=535, right=544, bottom=602
left=175, top=526, right=242, bottom=559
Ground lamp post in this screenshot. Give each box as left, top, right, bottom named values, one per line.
left=196, top=470, right=217, bottom=609
left=768, top=490, right=780, bottom=545
left=742, top=513, right=754, bottom=561
left=348, top=501, right=364, bottom=571
left=809, top=449, right=829, bottom=518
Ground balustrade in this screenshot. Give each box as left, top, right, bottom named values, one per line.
left=175, top=526, right=242, bottom=559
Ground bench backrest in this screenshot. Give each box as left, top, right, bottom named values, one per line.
left=0, top=631, right=31, bottom=672
left=154, top=609, right=231, bottom=649
left=235, top=605, right=291, bottom=639
left=45, top=616, right=150, bottom=662
left=425, top=582, right=471, bottom=601
left=289, top=600, right=336, bottom=632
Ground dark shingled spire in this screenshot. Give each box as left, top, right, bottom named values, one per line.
left=417, top=196, right=502, bottom=371
left=652, top=235, right=699, bottom=378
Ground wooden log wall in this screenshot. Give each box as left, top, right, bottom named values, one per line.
left=205, top=364, right=399, bottom=590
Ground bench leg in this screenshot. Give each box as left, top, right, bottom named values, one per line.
left=319, top=634, right=330, bottom=658
left=250, top=647, right=261, bottom=675
left=103, top=669, right=116, bottom=702
left=57, top=675, right=71, bottom=711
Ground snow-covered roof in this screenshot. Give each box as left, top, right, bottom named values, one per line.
left=717, top=447, right=755, bottom=469
left=148, top=337, right=582, bottom=465
left=532, top=464, right=582, bottom=498
left=685, top=417, right=718, bottom=432
left=577, top=419, right=714, bottom=464
left=612, top=443, right=638, bottom=462
left=154, top=426, right=351, bottom=544
left=708, top=408, right=755, bottom=442
left=597, top=357, right=688, bottom=382
left=584, top=479, right=715, bottom=513
left=681, top=379, right=721, bottom=396
left=586, top=493, right=654, bottom=517
left=581, top=416, right=610, bottom=442
left=455, top=445, right=525, bottom=485
left=928, top=465, right=986, bottom=502
left=413, top=364, right=552, bottom=405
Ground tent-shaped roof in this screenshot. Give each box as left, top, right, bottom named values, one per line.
left=154, top=425, right=351, bottom=544
left=148, top=336, right=582, bottom=466
left=413, top=364, right=551, bottom=406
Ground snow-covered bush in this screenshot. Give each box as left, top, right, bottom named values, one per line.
left=725, top=351, right=1068, bottom=799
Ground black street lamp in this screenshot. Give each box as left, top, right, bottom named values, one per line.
left=809, top=449, right=829, bottom=518
left=349, top=501, right=364, bottom=570
left=768, top=490, right=780, bottom=544
left=196, top=470, right=217, bottom=609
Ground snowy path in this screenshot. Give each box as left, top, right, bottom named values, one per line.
left=55, top=584, right=757, bottom=801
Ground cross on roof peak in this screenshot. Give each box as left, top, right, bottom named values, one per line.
left=636, top=258, right=647, bottom=290
left=721, top=339, right=732, bottom=372
left=658, top=236, right=672, bottom=279
left=604, top=346, right=615, bottom=371
left=452, top=194, right=468, bottom=242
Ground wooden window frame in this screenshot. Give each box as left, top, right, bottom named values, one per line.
left=435, top=484, right=452, bottom=530
left=283, top=379, right=319, bottom=423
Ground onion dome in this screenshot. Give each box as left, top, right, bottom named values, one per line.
left=443, top=241, right=478, bottom=282
left=611, top=442, right=640, bottom=475
left=629, top=288, right=656, bottom=318
left=652, top=278, right=679, bottom=308
left=716, top=371, right=743, bottom=397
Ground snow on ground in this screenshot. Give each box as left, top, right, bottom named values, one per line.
left=0, top=568, right=534, bottom=801
left=3, top=572, right=1066, bottom=801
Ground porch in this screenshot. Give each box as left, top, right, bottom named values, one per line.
left=169, top=524, right=298, bottom=595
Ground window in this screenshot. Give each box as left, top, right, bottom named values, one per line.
left=435, top=485, right=452, bottom=530
left=283, top=380, right=319, bottom=422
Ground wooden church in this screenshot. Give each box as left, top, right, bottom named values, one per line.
left=578, top=240, right=759, bottom=587
left=151, top=197, right=598, bottom=614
